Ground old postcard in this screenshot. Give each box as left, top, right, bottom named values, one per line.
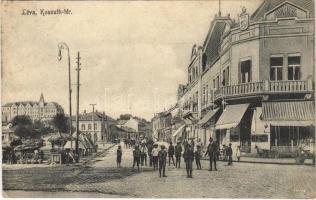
left=1, top=0, right=315, bottom=198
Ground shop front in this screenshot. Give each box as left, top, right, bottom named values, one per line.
left=215, top=103, right=252, bottom=154
left=261, top=101, right=315, bottom=158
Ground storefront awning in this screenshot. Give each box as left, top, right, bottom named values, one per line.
left=172, top=124, right=186, bottom=137
left=216, top=104, right=250, bottom=129
left=197, top=109, right=219, bottom=127
left=262, top=101, right=315, bottom=126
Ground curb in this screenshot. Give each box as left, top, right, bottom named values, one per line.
left=200, top=157, right=314, bottom=166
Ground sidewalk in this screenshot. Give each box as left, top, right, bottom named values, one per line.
left=201, top=156, right=314, bottom=165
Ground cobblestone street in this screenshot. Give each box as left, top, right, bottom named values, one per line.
left=3, top=143, right=316, bottom=198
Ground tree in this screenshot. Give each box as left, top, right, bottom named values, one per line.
left=13, top=124, right=37, bottom=139
left=11, top=115, right=32, bottom=127
left=33, top=120, right=54, bottom=136
left=11, top=115, right=37, bottom=139
left=119, top=114, right=132, bottom=120
left=51, top=113, right=69, bottom=134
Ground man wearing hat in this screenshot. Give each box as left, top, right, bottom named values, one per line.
left=204, top=137, right=218, bottom=171
left=158, top=145, right=168, bottom=177
left=175, top=141, right=183, bottom=168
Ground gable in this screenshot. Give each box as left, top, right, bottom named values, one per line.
left=265, top=2, right=309, bottom=20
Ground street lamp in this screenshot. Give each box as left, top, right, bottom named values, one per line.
left=57, top=42, right=73, bottom=151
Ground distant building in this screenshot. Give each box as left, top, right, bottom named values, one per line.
left=2, top=123, right=17, bottom=145
left=2, top=93, right=64, bottom=123
left=72, top=111, right=116, bottom=145
left=152, top=105, right=184, bottom=142
left=116, top=117, right=152, bottom=139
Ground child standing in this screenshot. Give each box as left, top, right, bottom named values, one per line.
left=227, top=143, right=233, bottom=165
left=117, top=145, right=122, bottom=168
left=236, top=146, right=241, bottom=162
left=194, top=145, right=202, bottom=170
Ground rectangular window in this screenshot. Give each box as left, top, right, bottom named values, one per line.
left=240, top=60, right=251, bottom=83
left=213, top=79, right=216, bottom=89
left=94, top=123, right=97, bottom=130
left=270, top=57, right=283, bottom=81
left=81, top=124, right=85, bottom=131
left=216, top=76, right=219, bottom=89
left=222, top=69, right=226, bottom=86
left=288, top=56, right=300, bottom=80
left=88, top=124, right=92, bottom=130
left=222, top=67, right=230, bottom=86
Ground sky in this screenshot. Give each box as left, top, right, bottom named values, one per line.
left=2, top=0, right=262, bottom=120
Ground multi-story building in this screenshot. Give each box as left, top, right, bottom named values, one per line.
left=152, top=104, right=185, bottom=142
left=152, top=111, right=173, bottom=142
left=2, top=93, right=64, bottom=123
left=72, top=111, right=116, bottom=145
left=176, top=0, right=315, bottom=156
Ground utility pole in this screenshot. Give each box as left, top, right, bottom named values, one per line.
left=218, top=0, right=221, bottom=17
left=75, top=51, right=81, bottom=163
left=90, top=104, right=97, bottom=144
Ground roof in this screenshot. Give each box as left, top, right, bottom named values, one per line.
left=116, top=125, right=137, bottom=133
left=203, top=20, right=228, bottom=66
left=72, top=111, right=116, bottom=122
left=3, top=101, right=38, bottom=107
left=262, top=101, right=315, bottom=122
left=251, top=0, right=314, bottom=21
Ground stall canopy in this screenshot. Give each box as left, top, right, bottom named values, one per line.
left=216, top=104, right=249, bottom=129
left=172, top=124, right=186, bottom=137
left=198, top=108, right=219, bottom=127
left=262, top=101, right=315, bottom=126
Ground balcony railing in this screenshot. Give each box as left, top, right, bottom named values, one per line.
left=214, top=80, right=313, bottom=100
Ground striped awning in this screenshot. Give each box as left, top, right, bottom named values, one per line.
left=216, top=104, right=250, bottom=129
left=262, top=101, right=315, bottom=126
left=198, top=108, right=219, bottom=127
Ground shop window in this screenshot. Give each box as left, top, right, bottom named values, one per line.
left=270, top=57, right=283, bottom=81
left=240, top=60, right=251, bottom=83
left=288, top=56, right=301, bottom=80
left=251, top=135, right=268, bottom=142
left=230, top=135, right=240, bottom=142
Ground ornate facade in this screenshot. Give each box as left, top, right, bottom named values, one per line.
left=174, top=0, right=315, bottom=156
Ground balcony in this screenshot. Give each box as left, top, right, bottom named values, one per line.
left=214, top=80, right=313, bottom=101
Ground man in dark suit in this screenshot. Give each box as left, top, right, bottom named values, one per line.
left=204, top=137, right=218, bottom=171
left=158, top=145, right=168, bottom=177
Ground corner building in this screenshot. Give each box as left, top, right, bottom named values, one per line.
left=176, top=0, right=315, bottom=156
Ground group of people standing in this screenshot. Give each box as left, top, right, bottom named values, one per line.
left=116, top=136, right=238, bottom=178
